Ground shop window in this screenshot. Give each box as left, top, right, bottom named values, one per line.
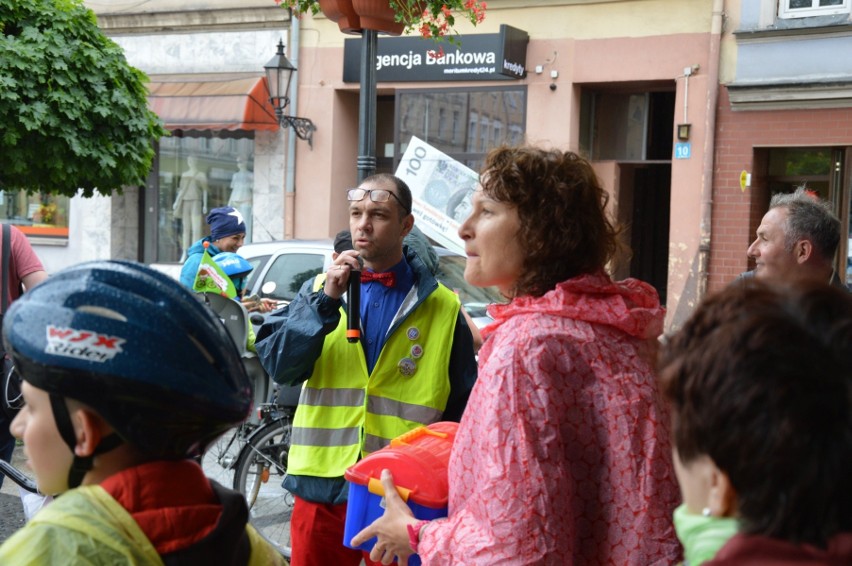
left=396, top=86, right=527, bottom=172
left=467, top=112, right=479, bottom=152
left=0, top=191, right=70, bottom=238
left=155, top=135, right=255, bottom=263
left=778, top=0, right=849, bottom=19
left=492, top=121, right=504, bottom=147
left=479, top=117, right=491, bottom=152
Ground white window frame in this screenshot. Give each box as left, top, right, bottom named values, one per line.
left=778, top=0, right=851, bottom=19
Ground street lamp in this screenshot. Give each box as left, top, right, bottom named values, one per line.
left=264, top=40, right=317, bottom=148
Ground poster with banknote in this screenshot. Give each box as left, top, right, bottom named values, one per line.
left=394, top=136, right=479, bottom=255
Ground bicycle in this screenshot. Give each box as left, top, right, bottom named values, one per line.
left=196, top=290, right=298, bottom=558
left=231, top=389, right=297, bottom=559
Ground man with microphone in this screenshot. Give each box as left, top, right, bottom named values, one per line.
left=256, top=173, right=477, bottom=566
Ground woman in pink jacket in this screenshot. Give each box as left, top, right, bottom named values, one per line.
left=352, top=146, right=681, bottom=565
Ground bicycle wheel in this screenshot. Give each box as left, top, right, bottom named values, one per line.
left=202, top=425, right=250, bottom=489
left=233, top=417, right=294, bottom=558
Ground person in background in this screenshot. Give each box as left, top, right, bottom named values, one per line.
left=0, top=223, right=48, bottom=488
left=0, top=260, right=285, bottom=565
left=658, top=279, right=852, bottom=565
left=353, top=146, right=681, bottom=565
left=256, top=173, right=477, bottom=566
left=744, top=187, right=843, bottom=286
left=179, top=206, right=246, bottom=289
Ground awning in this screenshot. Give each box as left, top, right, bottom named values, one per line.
left=147, top=76, right=279, bottom=132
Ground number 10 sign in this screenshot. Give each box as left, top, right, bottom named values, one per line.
left=675, top=142, right=691, bottom=159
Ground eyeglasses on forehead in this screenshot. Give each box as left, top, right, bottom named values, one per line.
left=347, top=188, right=409, bottom=213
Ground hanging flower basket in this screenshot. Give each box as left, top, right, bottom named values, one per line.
left=352, top=0, right=424, bottom=36
left=277, top=0, right=487, bottom=45
left=317, top=0, right=361, bottom=34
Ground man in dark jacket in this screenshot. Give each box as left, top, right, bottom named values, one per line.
left=256, top=173, right=477, bottom=566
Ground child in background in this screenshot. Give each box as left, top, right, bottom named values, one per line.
left=214, top=251, right=260, bottom=352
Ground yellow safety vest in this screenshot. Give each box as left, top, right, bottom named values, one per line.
left=288, top=276, right=459, bottom=478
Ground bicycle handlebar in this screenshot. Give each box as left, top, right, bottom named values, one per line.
left=0, top=459, right=39, bottom=493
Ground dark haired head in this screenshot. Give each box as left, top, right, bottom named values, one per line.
left=362, top=173, right=412, bottom=217
left=479, top=146, right=620, bottom=297
left=659, top=280, right=852, bottom=546
left=333, top=229, right=353, bottom=254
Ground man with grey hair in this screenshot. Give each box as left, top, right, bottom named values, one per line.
left=745, top=187, right=843, bottom=286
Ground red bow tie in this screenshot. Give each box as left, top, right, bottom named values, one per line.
left=361, top=271, right=396, bottom=287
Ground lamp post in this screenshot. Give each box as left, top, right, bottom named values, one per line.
left=264, top=40, right=317, bottom=148
left=357, top=30, right=378, bottom=184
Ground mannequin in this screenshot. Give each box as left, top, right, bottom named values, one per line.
left=173, top=155, right=209, bottom=252
left=228, top=156, right=253, bottom=242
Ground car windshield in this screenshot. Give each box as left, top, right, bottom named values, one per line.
left=435, top=253, right=504, bottom=318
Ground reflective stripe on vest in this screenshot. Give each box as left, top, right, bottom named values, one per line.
left=287, top=277, right=458, bottom=478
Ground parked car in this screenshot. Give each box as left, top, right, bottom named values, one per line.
left=237, top=239, right=503, bottom=328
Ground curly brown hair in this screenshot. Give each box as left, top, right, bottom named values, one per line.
left=480, top=146, right=619, bottom=297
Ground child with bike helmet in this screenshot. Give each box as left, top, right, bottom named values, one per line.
left=213, top=251, right=275, bottom=316
left=0, top=260, right=286, bottom=565
left=214, top=251, right=253, bottom=297
left=214, top=252, right=259, bottom=352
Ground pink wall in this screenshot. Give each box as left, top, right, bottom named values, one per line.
left=290, top=31, right=717, bottom=326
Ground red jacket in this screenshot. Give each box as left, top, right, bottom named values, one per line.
left=708, top=532, right=852, bottom=565
left=101, top=459, right=253, bottom=563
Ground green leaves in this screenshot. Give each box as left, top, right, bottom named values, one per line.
left=0, top=0, right=166, bottom=197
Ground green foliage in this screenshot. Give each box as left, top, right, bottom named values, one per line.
left=0, top=0, right=166, bottom=197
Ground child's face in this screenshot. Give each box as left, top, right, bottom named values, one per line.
left=10, top=382, right=74, bottom=495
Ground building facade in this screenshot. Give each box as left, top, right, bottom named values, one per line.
left=53, top=0, right=725, bottom=329
left=274, top=0, right=719, bottom=328
left=711, top=0, right=852, bottom=293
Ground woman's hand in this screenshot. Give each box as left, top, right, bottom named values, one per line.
left=351, top=469, right=420, bottom=565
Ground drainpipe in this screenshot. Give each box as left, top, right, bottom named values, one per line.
left=284, top=14, right=301, bottom=239
left=697, top=0, right=724, bottom=300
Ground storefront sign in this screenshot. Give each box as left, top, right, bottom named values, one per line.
left=395, top=136, right=478, bottom=254
left=344, top=25, right=529, bottom=83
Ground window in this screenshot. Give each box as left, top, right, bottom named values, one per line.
left=155, top=135, right=255, bottom=263
left=397, top=86, right=527, bottom=172
left=467, top=112, right=479, bottom=152
left=778, top=0, right=850, bottom=19
left=0, top=191, right=70, bottom=239
left=581, top=89, right=675, bottom=161
left=260, top=253, right=326, bottom=302
left=478, top=117, right=490, bottom=152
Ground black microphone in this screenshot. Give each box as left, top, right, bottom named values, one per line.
left=346, top=258, right=363, bottom=343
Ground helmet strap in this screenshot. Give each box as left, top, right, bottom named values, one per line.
left=49, top=394, right=122, bottom=490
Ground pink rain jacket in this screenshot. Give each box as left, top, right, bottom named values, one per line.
left=418, top=272, right=682, bottom=565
